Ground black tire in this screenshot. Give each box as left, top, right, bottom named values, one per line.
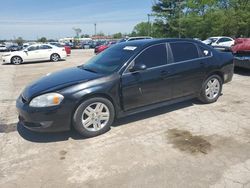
left=50, top=53, right=60, bottom=62
left=73, top=97, right=115, bottom=137
left=198, top=75, right=223, bottom=104
left=11, top=56, right=23, bottom=65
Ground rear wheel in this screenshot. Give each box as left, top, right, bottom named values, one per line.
left=73, top=97, right=115, bottom=137
left=11, top=56, right=23, bottom=65
left=198, top=75, right=223, bottom=104
left=50, top=53, right=60, bottom=62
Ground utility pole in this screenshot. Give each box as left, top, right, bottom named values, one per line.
left=147, top=14, right=152, bottom=36
left=94, top=23, right=97, bottom=36
left=178, top=0, right=181, bottom=38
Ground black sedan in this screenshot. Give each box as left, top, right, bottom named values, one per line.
left=16, top=39, right=234, bottom=137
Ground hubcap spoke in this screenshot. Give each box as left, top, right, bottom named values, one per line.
left=205, top=78, right=220, bottom=100
left=83, top=118, right=92, bottom=128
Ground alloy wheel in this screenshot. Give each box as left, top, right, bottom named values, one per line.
left=205, top=78, right=220, bottom=100
left=12, top=57, right=22, bottom=64
left=82, top=102, right=110, bottom=132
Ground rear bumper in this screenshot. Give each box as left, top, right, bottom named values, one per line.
left=16, top=95, right=71, bottom=132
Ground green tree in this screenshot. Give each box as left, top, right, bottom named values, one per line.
left=15, top=37, right=24, bottom=46
left=113, top=32, right=123, bottom=39
left=37, top=37, right=47, bottom=43
left=81, top=34, right=90, bottom=38
left=151, top=0, right=250, bottom=39
left=132, top=22, right=152, bottom=36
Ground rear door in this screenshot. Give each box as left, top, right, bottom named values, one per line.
left=167, top=42, right=206, bottom=98
left=121, top=43, right=172, bottom=110
left=39, top=45, right=53, bottom=60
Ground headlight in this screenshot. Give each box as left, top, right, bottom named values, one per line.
left=29, top=93, right=64, bottom=107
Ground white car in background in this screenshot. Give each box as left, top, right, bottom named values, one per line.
left=2, top=44, right=67, bottom=65
left=0, top=44, right=7, bottom=52
left=202, top=37, right=234, bottom=47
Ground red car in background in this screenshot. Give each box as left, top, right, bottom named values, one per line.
left=49, top=42, right=71, bottom=56
left=231, top=38, right=250, bottom=54
left=94, top=41, right=117, bottom=54
left=231, top=38, right=250, bottom=69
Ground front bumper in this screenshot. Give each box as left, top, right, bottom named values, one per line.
left=16, top=95, right=72, bottom=132
left=234, top=56, right=250, bottom=69
left=1, top=56, right=11, bottom=64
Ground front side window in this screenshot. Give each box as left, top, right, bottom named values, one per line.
left=170, top=42, right=199, bottom=63
left=27, top=46, right=38, bottom=51
left=135, top=44, right=167, bottom=68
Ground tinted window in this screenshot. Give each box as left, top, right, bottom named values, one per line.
left=170, top=42, right=199, bottom=62
left=40, top=45, right=52, bottom=49
left=135, top=44, right=167, bottom=68
left=218, top=38, right=233, bottom=43
left=199, top=45, right=212, bottom=57
left=27, top=46, right=39, bottom=51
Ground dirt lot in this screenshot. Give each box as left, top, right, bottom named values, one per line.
left=0, top=49, right=250, bottom=188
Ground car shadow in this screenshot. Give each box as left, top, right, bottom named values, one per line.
left=113, top=99, right=197, bottom=127
left=17, top=123, right=84, bottom=143
left=2, top=60, right=66, bottom=65
left=234, top=67, right=250, bottom=76
left=16, top=99, right=198, bottom=143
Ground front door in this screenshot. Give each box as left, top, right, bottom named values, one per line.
left=23, top=45, right=41, bottom=62
left=121, top=43, right=173, bottom=111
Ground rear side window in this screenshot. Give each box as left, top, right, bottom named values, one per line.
left=170, top=42, right=199, bottom=62
left=199, top=45, right=212, bottom=57
left=218, top=38, right=233, bottom=43
left=135, top=44, right=167, bottom=68
left=40, top=45, right=52, bottom=49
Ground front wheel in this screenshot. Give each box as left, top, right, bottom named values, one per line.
left=11, top=56, right=23, bottom=65
left=73, top=97, right=115, bottom=137
left=198, top=75, right=223, bottom=104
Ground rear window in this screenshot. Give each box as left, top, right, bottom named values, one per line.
left=170, top=42, right=199, bottom=62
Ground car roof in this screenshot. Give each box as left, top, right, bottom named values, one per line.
left=112, top=38, right=211, bottom=52
left=120, top=38, right=204, bottom=47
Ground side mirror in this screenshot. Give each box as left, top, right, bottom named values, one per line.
left=129, top=63, right=147, bottom=72
left=23, top=49, right=28, bottom=52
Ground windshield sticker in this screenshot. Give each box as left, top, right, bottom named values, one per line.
left=123, top=46, right=137, bottom=51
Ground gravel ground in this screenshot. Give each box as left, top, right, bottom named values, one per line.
left=0, top=49, right=250, bottom=188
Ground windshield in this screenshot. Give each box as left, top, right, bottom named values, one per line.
left=81, top=44, right=139, bottom=74
left=208, top=38, right=218, bottom=43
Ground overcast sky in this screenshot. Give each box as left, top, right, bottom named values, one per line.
left=0, top=0, right=153, bottom=40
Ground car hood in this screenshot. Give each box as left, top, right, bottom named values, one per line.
left=22, top=67, right=103, bottom=100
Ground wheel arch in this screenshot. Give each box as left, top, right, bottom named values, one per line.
left=205, top=71, right=224, bottom=84
left=11, top=55, right=23, bottom=64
